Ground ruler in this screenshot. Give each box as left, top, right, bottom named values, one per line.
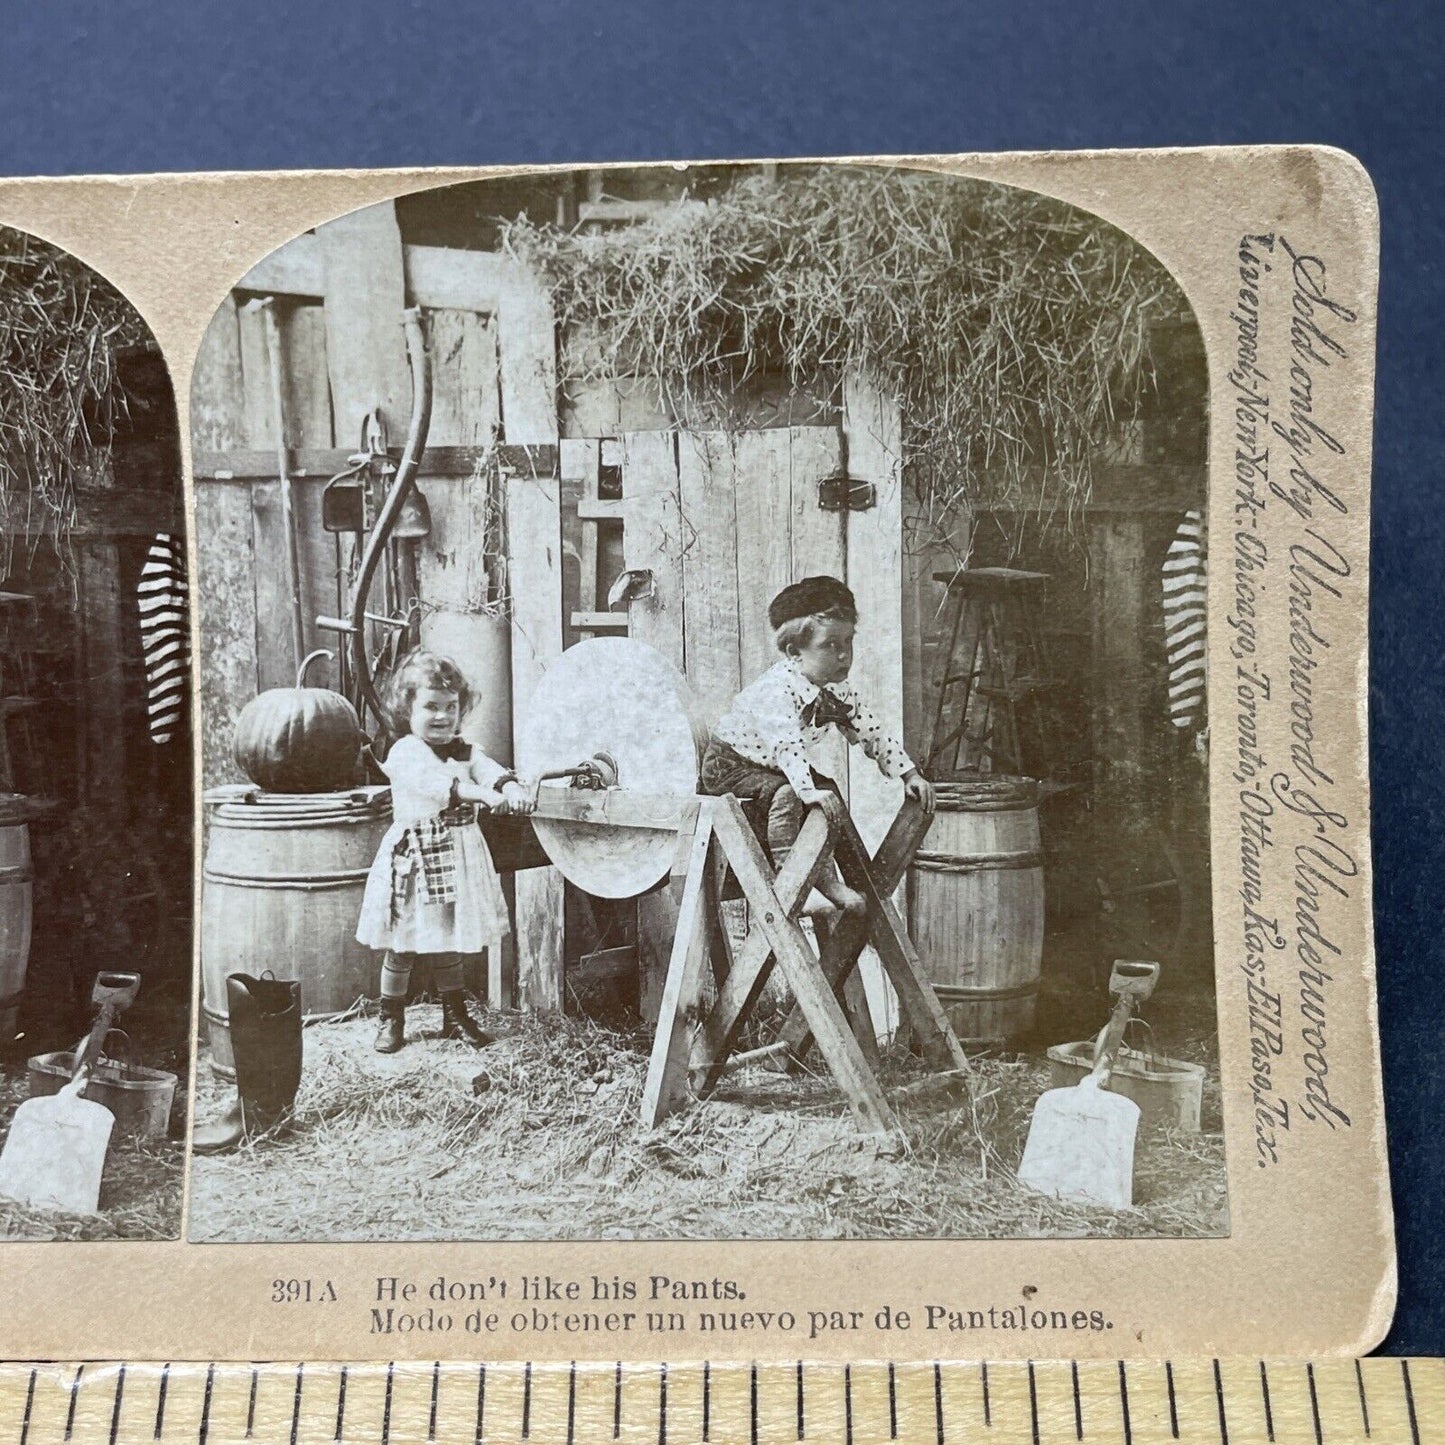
left=0, top=1358, right=1438, bottom=1444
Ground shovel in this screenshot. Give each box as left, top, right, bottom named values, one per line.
left=0, top=971, right=140, bottom=1215
left=0, top=1068, right=115, bottom=1214
left=1017, top=961, right=1160, bottom=1210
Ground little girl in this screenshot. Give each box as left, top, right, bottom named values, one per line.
left=356, top=650, right=534, bottom=1054
left=701, top=576, right=935, bottom=915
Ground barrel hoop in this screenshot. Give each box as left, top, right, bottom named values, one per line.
left=0, top=864, right=35, bottom=883
left=933, top=980, right=1041, bottom=1004
left=203, top=867, right=371, bottom=891
left=934, top=778, right=1039, bottom=810
left=912, top=850, right=1043, bottom=874
left=209, top=812, right=387, bottom=830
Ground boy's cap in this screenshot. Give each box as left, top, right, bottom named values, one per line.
left=768, top=576, right=858, bottom=629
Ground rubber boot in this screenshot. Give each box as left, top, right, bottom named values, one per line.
left=440, top=989, right=493, bottom=1047
left=191, top=1097, right=245, bottom=1155
left=230, top=973, right=303, bottom=1134
left=193, top=973, right=302, bottom=1153
left=374, top=996, right=406, bottom=1054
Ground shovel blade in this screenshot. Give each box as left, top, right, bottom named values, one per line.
left=1018, top=1081, right=1141, bottom=1210
left=0, top=1093, right=114, bottom=1215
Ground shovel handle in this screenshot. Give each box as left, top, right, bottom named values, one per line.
left=1089, top=993, right=1137, bottom=1085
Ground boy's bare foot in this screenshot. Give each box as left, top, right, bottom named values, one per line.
left=801, top=888, right=840, bottom=918
left=821, top=881, right=867, bottom=916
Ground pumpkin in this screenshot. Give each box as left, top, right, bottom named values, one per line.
left=233, top=650, right=364, bottom=793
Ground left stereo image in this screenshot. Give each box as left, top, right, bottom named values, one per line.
left=0, top=224, right=190, bottom=1238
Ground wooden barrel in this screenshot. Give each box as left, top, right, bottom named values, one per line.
left=201, top=787, right=391, bottom=1078
left=0, top=796, right=34, bottom=1045
left=909, top=776, right=1044, bottom=1044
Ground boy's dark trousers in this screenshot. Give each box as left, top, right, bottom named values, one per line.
left=699, top=737, right=837, bottom=864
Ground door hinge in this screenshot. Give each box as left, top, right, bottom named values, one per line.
left=817, top=473, right=876, bottom=512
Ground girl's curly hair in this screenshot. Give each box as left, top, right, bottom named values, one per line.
left=379, top=649, right=476, bottom=738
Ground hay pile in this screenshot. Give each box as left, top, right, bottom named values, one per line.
left=188, top=1006, right=1226, bottom=1243
left=0, top=227, right=151, bottom=579
left=505, top=166, right=1189, bottom=539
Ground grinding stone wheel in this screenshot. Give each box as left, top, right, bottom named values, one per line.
left=517, top=638, right=708, bottom=899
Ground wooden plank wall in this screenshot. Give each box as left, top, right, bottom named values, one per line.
left=842, top=373, right=905, bottom=1039
left=499, top=265, right=566, bottom=1012
left=617, top=418, right=907, bottom=1037
left=191, top=207, right=511, bottom=788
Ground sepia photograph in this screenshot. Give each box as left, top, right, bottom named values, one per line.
left=186, top=161, right=1222, bottom=1244
left=0, top=225, right=191, bottom=1239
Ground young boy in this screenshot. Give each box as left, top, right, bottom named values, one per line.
left=701, top=575, right=935, bottom=915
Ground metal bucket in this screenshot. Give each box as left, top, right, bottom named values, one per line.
left=1045, top=1040, right=1205, bottom=1132
left=27, top=1036, right=179, bottom=1140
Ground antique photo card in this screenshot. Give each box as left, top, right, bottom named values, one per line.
left=0, top=148, right=1390, bottom=1361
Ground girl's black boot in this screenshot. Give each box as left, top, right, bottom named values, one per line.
left=374, top=997, right=406, bottom=1054
left=440, top=990, right=493, bottom=1047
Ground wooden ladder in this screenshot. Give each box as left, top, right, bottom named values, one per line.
left=924, top=567, right=1068, bottom=784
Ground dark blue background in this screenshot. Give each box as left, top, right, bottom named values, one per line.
left=2, top=0, right=1440, bottom=1354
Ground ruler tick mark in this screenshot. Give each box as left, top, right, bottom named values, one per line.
left=845, top=1365, right=853, bottom=1445
left=522, top=1362, right=532, bottom=1440
left=1075, top=1360, right=1085, bottom=1439
left=65, top=1363, right=84, bottom=1441
left=1259, top=1361, right=1274, bottom=1443
left=613, top=1362, right=621, bottom=1440
left=382, top=1363, right=394, bottom=1445
left=703, top=1361, right=710, bottom=1443
left=981, top=1361, right=991, bottom=1427
left=888, top=1362, right=897, bottom=1441
left=429, top=1363, right=439, bottom=1442
left=795, top=1360, right=803, bottom=1440
left=1307, top=1363, right=1323, bottom=1445
left=246, top=1366, right=258, bottom=1439
left=934, top=1362, right=944, bottom=1445
left=291, top=1364, right=304, bottom=1445
left=199, top=1363, right=214, bottom=1445
left=1355, top=1359, right=1370, bottom=1437
left=659, top=1362, right=667, bottom=1445
left=475, top=1363, right=486, bottom=1444
left=20, top=1366, right=36, bottom=1445
left=335, top=1366, right=347, bottom=1442
left=567, top=1363, right=576, bottom=1445
left=1403, top=1361, right=1421, bottom=1445
left=1029, top=1362, right=1040, bottom=1445
left=1117, top=1362, right=1131, bottom=1445
left=1214, top=1359, right=1229, bottom=1445
left=154, top=1362, right=169, bottom=1440
left=109, top=1364, right=126, bottom=1445
left=750, top=1363, right=758, bottom=1445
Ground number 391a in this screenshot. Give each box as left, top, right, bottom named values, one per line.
left=272, top=1279, right=338, bottom=1304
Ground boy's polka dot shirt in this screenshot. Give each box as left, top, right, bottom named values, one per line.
left=713, top=659, right=915, bottom=797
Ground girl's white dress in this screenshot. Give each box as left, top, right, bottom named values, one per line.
left=355, top=734, right=513, bottom=955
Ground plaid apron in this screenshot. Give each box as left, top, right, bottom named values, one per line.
left=389, top=802, right=479, bottom=924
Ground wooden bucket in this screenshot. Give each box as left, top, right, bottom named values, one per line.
left=909, top=776, right=1044, bottom=1044
left=0, top=797, right=34, bottom=1045
left=201, top=787, right=391, bottom=1078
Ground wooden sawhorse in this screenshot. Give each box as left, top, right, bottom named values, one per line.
left=641, top=792, right=971, bottom=1137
